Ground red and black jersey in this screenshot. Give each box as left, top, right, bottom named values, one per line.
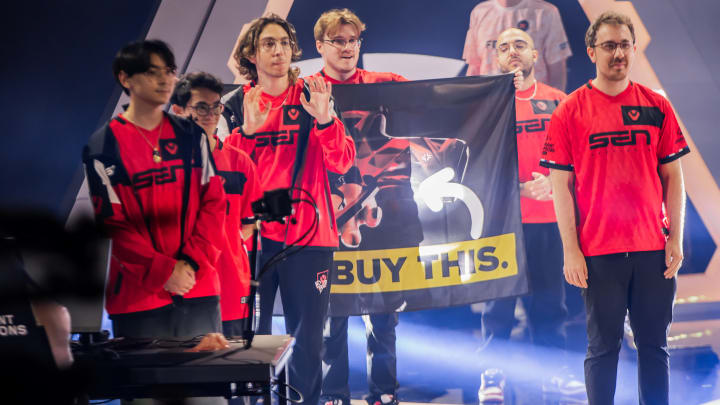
left=83, top=113, right=226, bottom=315
left=212, top=136, right=261, bottom=321
left=223, top=79, right=355, bottom=247
left=540, top=81, right=690, bottom=256
left=516, top=81, right=566, bottom=223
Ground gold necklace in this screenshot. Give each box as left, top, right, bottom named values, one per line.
left=515, top=80, right=537, bottom=101
left=129, top=118, right=164, bottom=163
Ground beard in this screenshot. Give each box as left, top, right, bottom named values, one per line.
left=604, top=58, right=629, bottom=81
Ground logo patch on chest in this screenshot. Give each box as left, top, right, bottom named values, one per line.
left=621, top=106, right=664, bottom=127
left=283, top=105, right=303, bottom=125
left=530, top=99, right=558, bottom=115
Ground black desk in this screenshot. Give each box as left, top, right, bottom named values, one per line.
left=77, top=335, right=294, bottom=404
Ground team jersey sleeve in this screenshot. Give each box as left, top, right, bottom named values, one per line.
left=177, top=133, right=225, bottom=275
left=84, top=154, right=177, bottom=292
left=312, top=101, right=356, bottom=174
left=225, top=132, right=254, bottom=156
left=539, top=107, right=574, bottom=171
left=657, top=99, right=690, bottom=164
left=541, top=6, right=572, bottom=65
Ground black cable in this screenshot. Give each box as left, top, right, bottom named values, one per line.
left=272, top=198, right=319, bottom=261
left=261, top=197, right=318, bottom=270
left=256, top=187, right=319, bottom=280
left=271, top=379, right=304, bottom=404
left=258, top=205, right=317, bottom=279
left=89, top=400, right=115, bottom=404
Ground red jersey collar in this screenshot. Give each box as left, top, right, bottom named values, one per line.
left=244, top=80, right=293, bottom=100
left=320, top=68, right=361, bottom=84
left=586, top=79, right=634, bottom=100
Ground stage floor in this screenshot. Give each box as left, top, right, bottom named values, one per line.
left=342, top=303, right=720, bottom=405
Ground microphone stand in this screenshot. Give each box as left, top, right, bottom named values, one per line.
left=241, top=219, right=262, bottom=350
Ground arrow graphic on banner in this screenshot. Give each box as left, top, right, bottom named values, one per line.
left=416, top=167, right=484, bottom=239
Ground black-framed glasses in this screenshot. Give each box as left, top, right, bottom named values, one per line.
left=323, top=37, right=362, bottom=49
left=259, top=38, right=293, bottom=52
left=142, top=66, right=177, bottom=80
left=496, top=40, right=530, bottom=54
left=593, top=41, right=633, bottom=53
left=189, top=102, right=224, bottom=116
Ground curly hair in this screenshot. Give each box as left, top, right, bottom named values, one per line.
left=233, top=14, right=302, bottom=83
left=585, top=10, right=635, bottom=48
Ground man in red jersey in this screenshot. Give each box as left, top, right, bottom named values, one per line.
left=477, top=27, right=585, bottom=404
left=83, top=41, right=226, bottom=341
left=308, top=9, right=408, bottom=405
left=222, top=14, right=355, bottom=405
left=171, top=72, right=261, bottom=341
left=540, top=11, right=689, bottom=405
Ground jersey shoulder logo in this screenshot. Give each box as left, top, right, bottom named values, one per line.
left=621, top=106, right=664, bottom=127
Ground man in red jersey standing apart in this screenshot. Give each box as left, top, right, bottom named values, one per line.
left=171, top=72, right=261, bottom=342
left=540, top=11, right=689, bottom=405
left=477, top=27, right=585, bottom=404
left=309, top=9, right=408, bottom=405
left=83, top=40, right=226, bottom=343
left=222, top=14, right=355, bottom=405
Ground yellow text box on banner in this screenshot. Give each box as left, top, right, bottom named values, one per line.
left=331, top=233, right=518, bottom=294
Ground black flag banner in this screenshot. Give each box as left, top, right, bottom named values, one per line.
left=328, top=74, right=528, bottom=316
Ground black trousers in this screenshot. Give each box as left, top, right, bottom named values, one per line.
left=321, top=313, right=399, bottom=404
left=583, top=250, right=675, bottom=405
left=111, top=296, right=221, bottom=339
left=256, top=238, right=333, bottom=405
left=481, top=223, right=568, bottom=364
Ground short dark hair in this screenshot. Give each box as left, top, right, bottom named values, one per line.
left=233, top=14, right=302, bottom=83
left=585, top=11, right=636, bottom=48
left=112, top=39, right=177, bottom=95
left=171, top=72, right=224, bottom=108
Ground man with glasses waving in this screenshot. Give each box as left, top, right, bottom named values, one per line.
left=541, top=11, right=689, bottom=405
left=222, top=14, right=354, bottom=405
left=83, top=40, right=226, bottom=359
left=171, top=72, right=261, bottom=347
left=307, top=9, right=412, bottom=405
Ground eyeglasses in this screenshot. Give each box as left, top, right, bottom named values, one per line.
left=593, top=41, right=633, bottom=53
left=323, top=37, right=362, bottom=49
left=142, top=66, right=177, bottom=80
left=189, top=102, right=224, bottom=116
left=259, top=38, right=293, bottom=52
left=496, top=40, right=529, bottom=54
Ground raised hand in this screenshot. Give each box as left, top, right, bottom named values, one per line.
left=300, top=76, right=333, bottom=125
left=242, top=86, right=271, bottom=135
